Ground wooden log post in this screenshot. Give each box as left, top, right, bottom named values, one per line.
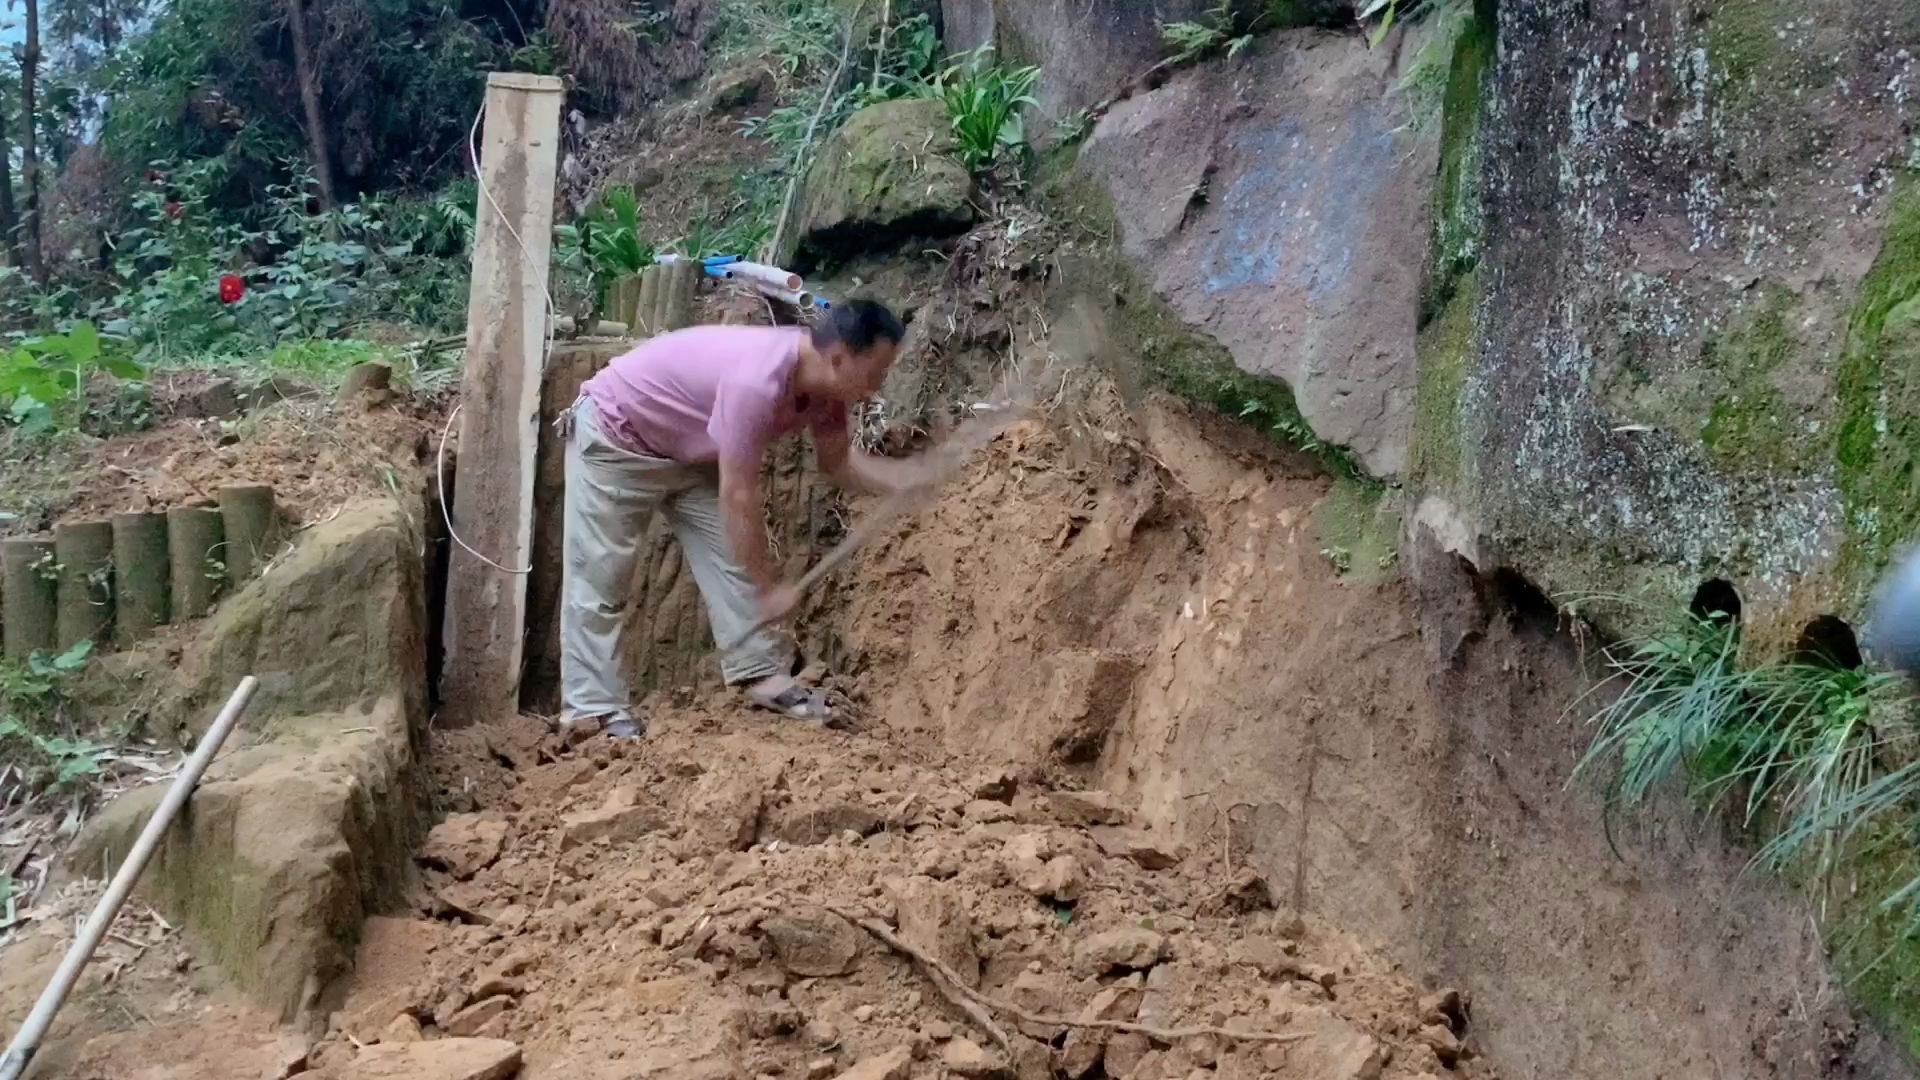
left=615, top=275, right=642, bottom=330
left=442, top=71, right=564, bottom=728
left=217, top=485, right=277, bottom=582
left=167, top=507, right=226, bottom=620
left=110, top=512, right=169, bottom=643
left=53, top=521, right=113, bottom=649
left=664, top=259, right=699, bottom=332
left=636, top=265, right=664, bottom=337
left=1, top=538, right=57, bottom=660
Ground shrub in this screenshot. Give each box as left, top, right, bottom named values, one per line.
left=927, top=47, right=1042, bottom=171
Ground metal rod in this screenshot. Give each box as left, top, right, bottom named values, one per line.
left=0, top=676, right=260, bottom=1080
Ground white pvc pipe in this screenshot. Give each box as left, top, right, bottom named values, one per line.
left=0, top=676, right=260, bottom=1080
left=724, top=261, right=803, bottom=293
left=752, top=282, right=816, bottom=309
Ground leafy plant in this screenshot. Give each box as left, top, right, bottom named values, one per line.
left=0, top=321, right=144, bottom=435
left=926, top=47, right=1042, bottom=171
left=0, top=640, right=104, bottom=794
left=1359, top=0, right=1441, bottom=47
left=1570, top=600, right=1920, bottom=923
left=1160, top=0, right=1256, bottom=64
left=582, top=186, right=655, bottom=292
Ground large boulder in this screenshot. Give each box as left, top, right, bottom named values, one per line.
left=785, top=97, right=975, bottom=272
left=1076, top=32, right=1435, bottom=478
left=167, top=497, right=430, bottom=735
left=73, top=497, right=429, bottom=1020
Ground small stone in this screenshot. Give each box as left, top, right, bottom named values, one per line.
left=1104, top=1031, right=1151, bottom=1078
left=418, top=816, right=510, bottom=879
left=852, top=1004, right=877, bottom=1023
left=834, top=1045, right=911, bottom=1080
left=807, top=1058, right=838, bottom=1080
left=335, top=1037, right=522, bottom=1080
left=1045, top=789, right=1131, bottom=827
left=1075, top=928, right=1166, bottom=973
left=469, top=973, right=524, bottom=1001
left=1060, top=985, right=1142, bottom=1077
left=964, top=799, right=1017, bottom=823
left=1288, top=1012, right=1386, bottom=1080
left=1419, top=987, right=1467, bottom=1032
left=942, top=1037, right=1003, bottom=1077
left=763, top=908, right=863, bottom=977
left=379, top=1013, right=423, bottom=1045
left=924, top=1020, right=954, bottom=1042
left=804, top=1018, right=842, bottom=1048
left=559, top=790, right=667, bottom=850
left=263, top=1034, right=310, bottom=1079
left=1088, top=827, right=1182, bottom=870
left=1415, top=1022, right=1464, bottom=1066
left=971, top=769, right=1019, bottom=802
left=444, top=995, right=513, bottom=1037
left=886, top=876, right=980, bottom=987
left=1211, top=868, right=1275, bottom=913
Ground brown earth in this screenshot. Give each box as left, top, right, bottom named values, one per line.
left=333, top=696, right=1493, bottom=1080
left=0, top=379, right=442, bottom=539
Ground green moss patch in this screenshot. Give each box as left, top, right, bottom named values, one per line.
left=1703, top=0, right=1840, bottom=146
left=1698, top=286, right=1817, bottom=473
left=1420, top=0, right=1493, bottom=325
left=1834, top=171, right=1920, bottom=591
left=1828, top=834, right=1920, bottom=1058
left=1313, top=476, right=1401, bottom=582
left=1411, top=276, right=1476, bottom=490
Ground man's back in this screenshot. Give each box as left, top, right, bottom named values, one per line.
left=583, top=325, right=816, bottom=464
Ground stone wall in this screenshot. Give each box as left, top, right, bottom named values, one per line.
left=1417, top=0, right=1919, bottom=642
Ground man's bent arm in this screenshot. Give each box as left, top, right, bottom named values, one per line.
left=719, top=457, right=777, bottom=593
left=814, top=422, right=927, bottom=496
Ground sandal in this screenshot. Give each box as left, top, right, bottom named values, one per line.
left=558, top=710, right=646, bottom=741
left=745, top=680, right=842, bottom=727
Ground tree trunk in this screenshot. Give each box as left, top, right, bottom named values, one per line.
left=19, top=0, right=44, bottom=282
left=284, top=0, right=336, bottom=209
left=0, top=87, right=22, bottom=270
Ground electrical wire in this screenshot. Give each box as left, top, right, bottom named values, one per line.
left=434, top=97, right=566, bottom=577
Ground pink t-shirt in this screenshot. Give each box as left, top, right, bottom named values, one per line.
left=582, top=325, right=847, bottom=467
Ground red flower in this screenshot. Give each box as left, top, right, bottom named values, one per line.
left=218, top=274, right=244, bottom=305
left=163, top=200, right=182, bottom=220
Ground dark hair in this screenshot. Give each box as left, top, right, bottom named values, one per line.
left=811, top=299, right=905, bottom=354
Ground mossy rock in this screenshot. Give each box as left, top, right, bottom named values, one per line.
left=785, top=97, right=975, bottom=272
left=69, top=497, right=430, bottom=1021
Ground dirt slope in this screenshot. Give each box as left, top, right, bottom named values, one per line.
left=828, top=388, right=1907, bottom=1078
left=324, top=699, right=1490, bottom=1080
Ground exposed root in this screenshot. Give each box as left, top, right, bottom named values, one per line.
left=833, top=908, right=1013, bottom=1053
left=832, top=906, right=1312, bottom=1051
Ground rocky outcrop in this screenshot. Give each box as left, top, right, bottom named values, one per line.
left=73, top=496, right=429, bottom=1020
left=1077, top=32, right=1437, bottom=477
left=1413, top=0, right=1918, bottom=640
left=785, top=97, right=975, bottom=272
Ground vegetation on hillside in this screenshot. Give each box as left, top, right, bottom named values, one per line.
left=1569, top=595, right=1920, bottom=1049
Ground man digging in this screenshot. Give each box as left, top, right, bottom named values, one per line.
left=556, top=300, right=925, bottom=738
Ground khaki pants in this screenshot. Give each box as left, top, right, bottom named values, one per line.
left=560, top=398, right=790, bottom=720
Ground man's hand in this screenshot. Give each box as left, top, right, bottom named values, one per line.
left=757, top=583, right=802, bottom=625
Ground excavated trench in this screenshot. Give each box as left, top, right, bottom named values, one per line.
left=393, top=362, right=1908, bottom=1078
